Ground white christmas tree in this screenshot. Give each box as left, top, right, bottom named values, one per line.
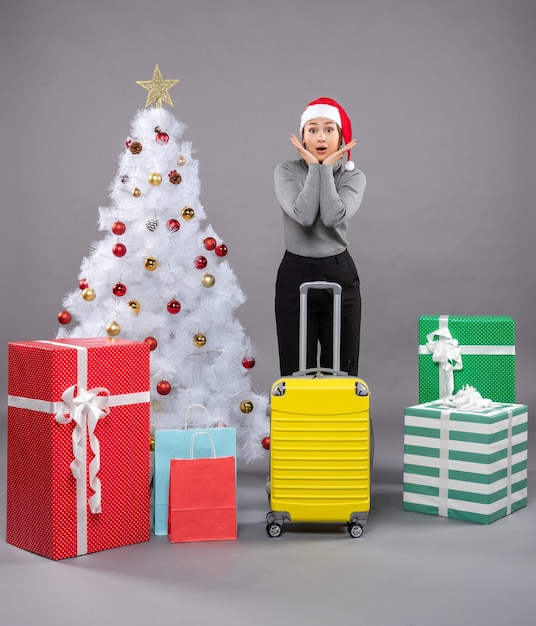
left=56, top=65, right=269, bottom=461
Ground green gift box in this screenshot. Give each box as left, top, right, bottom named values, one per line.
left=403, top=401, right=528, bottom=524
left=418, top=315, right=516, bottom=403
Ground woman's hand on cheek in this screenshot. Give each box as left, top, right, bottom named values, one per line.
left=322, top=139, right=357, bottom=166
left=290, top=134, right=319, bottom=164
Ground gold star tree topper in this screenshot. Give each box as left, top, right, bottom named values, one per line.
left=136, top=65, right=180, bottom=108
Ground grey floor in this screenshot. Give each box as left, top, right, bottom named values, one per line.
left=1, top=427, right=535, bottom=626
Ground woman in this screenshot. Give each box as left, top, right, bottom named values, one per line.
left=274, top=97, right=366, bottom=376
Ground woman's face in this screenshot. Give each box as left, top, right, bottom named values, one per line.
left=302, top=117, right=341, bottom=162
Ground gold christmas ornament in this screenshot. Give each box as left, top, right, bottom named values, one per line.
left=150, top=435, right=155, bottom=452
left=240, top=400, right=254, bottom=414
left=177, top=155, right=186, bottom=166
left=144, top=257, right=158, bottom=271
left=128, top=300, right=141, bottom=314
left=201, top=273, right=216, bottom=288
left=193, top=333, right=207, bottom=347
left=132, top=187, right=142, bottom=198
left=181, top=206, right=195, bottom=220
left=81, top=288, right=96, bottom=301
left=106, top=321, right=121, bottom=337
left=136, top=64, right=180, bottom=109
left=148, top=172, right=162, bottom=186
left=152, top=399, right=165, bottom=413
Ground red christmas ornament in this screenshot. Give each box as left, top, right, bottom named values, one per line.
left=156, top=132, right=169, bottom=145
left=166, top=219, right=180, bottom=232
left=167, top=299, right=181, bottom=314
left=112, top=221, right=126, bottom=235
left=156, top=380, right=172, bottom=395
left=194, top=255, right=208, bottom=269
left=203, top=237, right=217, bottom=251
left=242, top=356, right=256, bottom=369
left=112, top=282, right=127, bottom=297
left=215, top=244, right=228, bottom=257
left=57, top=310, right=72, bottom=325
left=112, top=243, right=127, bottom=257
left=262, top=437, right=270, bottom=450
left=78, top=278, right=88, bottom=290
left=144, top=336, right=158, bottom=351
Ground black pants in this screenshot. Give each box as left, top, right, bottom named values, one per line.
left=275, top=250, right=361, bottom=376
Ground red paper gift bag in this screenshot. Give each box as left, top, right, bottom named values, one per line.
left=6, top=338, right=151, bottom=560
left=168, top=432, right=237, bottom=542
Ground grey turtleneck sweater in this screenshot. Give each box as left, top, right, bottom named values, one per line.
left=274, top=159, right=366, bottom=258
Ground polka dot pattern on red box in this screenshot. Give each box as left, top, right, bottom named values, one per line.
left=6, top=339, right=151, bottom=560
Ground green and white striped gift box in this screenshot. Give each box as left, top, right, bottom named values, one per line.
left=418, top=315, right=516, bottom=404
left=403, top=401, right=528, bottom=524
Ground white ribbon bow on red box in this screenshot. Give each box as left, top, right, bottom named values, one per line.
left=55, top=384, right=111, bottom=515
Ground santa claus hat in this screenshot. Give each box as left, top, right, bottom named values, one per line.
left=300, top=97, right=355, bottom=171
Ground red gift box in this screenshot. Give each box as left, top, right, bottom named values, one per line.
left=6, top=337, right=151, bottom=560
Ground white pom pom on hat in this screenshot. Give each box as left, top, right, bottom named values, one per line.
left=300, top=97, right=355, bottom=171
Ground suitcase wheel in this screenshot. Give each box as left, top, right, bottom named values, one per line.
left=347, top=523, right=363, bottom=538
left=266, top=522, right=283, bottom=538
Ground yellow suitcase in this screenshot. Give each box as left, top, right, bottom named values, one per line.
left=266, top=282, right=371, bottom=538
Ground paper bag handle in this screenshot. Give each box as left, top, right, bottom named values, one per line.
left=189, top=431, right=216, bottom=459
left=184, top=404, right=210, bottom=429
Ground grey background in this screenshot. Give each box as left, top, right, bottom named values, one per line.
left=1, top=1, right=535, bottom=624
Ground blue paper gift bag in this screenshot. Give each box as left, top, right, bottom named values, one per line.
left=153, top=405, right=237, bottom=536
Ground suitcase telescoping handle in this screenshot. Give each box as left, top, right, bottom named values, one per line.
left=299, top=281, right=342, bottom=373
